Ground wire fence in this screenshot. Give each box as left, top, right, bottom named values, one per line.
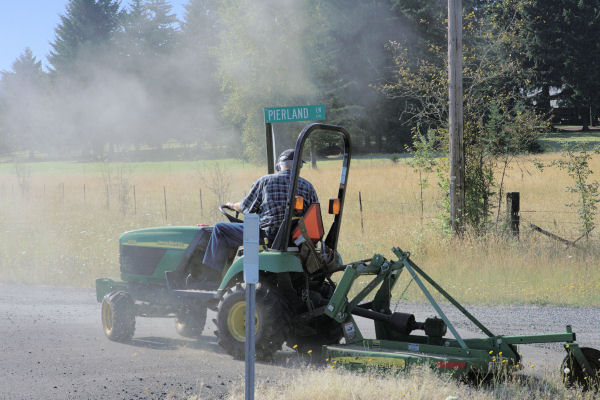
left=0, top=182, right=595, bottom=239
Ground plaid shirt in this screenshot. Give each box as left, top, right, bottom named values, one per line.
left=240, top=169, right=318, bottom=239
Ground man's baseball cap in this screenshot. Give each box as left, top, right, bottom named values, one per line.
left=278, top=149, right=305, bottom=164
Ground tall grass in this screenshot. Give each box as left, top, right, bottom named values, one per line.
left=225, top=367, right=593, bottom=400
left=0, top=155, right=599, bottom=305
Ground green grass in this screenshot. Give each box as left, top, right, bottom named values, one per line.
left=0, top=155, right=412, bottom=176
left=539, top=126, right=600, bottom=151
left=0, top=159, right=253, bottom=175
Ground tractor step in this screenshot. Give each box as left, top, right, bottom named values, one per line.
left=172, top=289, right=217, bottom=300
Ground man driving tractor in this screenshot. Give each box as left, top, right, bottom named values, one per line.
left=201, top=149, right=318, bottom=281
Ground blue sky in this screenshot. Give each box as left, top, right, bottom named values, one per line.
left=0, top=0, right=188, bottom=73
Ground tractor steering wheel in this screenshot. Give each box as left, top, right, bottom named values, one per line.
left=219, top=204, right=243, bottom=223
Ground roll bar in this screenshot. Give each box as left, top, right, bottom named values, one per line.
left=271, top=123, right=352, bottom=253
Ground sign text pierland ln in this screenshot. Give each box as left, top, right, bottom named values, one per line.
left=264, top=104, right=325, bottom=124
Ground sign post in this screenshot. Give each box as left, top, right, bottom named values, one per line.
left=263, top=104, right=326, bottom=173
left=243, top=214, right=259, bottom=400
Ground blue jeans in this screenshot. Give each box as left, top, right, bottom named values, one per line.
left=202, top=222, right=269, bottom=273
left=202, top=222, right=244, bottom=272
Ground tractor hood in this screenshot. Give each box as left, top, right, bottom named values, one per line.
left=119, top=226, right=203, bottom=250
left=118, top=226, right=209, bottom=282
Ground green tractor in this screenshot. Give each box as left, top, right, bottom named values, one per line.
left=96, top=123, right=351, bottom=359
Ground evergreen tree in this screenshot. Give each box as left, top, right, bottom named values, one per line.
left=144, top=0, right=179, bottom=54
left=48, top=0, right=123, bottom=75
left=518, top=0, right=572, bottom=115
left=559, top=0, right=600, bottom=129
left=175, top=0, right=223, bottom=147
left=308, top=0, right=417, bottom=153
left=0, top=49, right=49, bottom=153
left=517, top=0, right=600, bottom=127
left=119, top=0, right=146, bottom=60
left=117, top=0, right=178, bottom=60
left=215, top=0, right=321, bottom=161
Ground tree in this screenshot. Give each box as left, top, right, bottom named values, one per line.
left=516, top=0, right=565, bottom=115
left=48, top=0, right=123, bottom=75
left=511, top=0, right=600, bottom=128
left=143, top=0, right=179, bottom=55
left=214, top=0, right=321, bottom=162
left=307, top=0, right=418, bottom=153
left=0, top=48, right=50, bottom=154
left=559, top=0, right=600, bottom=129
left=174, top=0, right=225, bottom=149
left=381, top=3, right=546, bottom=230
left=214, top=0, right=424, bottom=161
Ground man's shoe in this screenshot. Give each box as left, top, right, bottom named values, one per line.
left=184, top=267, right=221, bottom=290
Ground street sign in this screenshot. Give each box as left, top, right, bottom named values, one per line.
left=264, top=104, right=325, bottom=124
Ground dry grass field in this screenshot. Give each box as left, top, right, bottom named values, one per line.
left=0, top=153, right=599, bottom=306
left=225, top=366, right=594, bottom=400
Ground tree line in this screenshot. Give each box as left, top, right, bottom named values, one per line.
left=1, top=0, right=600, bottom=164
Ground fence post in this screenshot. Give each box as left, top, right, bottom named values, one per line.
left=163, top=186, right=168, bottom=221
left=199, top=188, right=203, bottom=217
left=506, top=192, right=520, bottom=237
left=359, top=191, right=364, bottom=234
left=310, top=140, right=317, bottom=169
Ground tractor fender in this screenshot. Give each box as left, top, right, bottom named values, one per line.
left=95, top=278, right=128, bottom=303
left=217, top=251, right=303, bottom=291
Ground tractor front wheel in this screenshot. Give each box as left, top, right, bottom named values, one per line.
left=101, top=291, right=136, bottom=342
left=175, top=306, right=207, bottom=338
left=216, top=283, right=288, bottom=360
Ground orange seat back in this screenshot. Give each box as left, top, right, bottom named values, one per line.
left=292, top=203, right=324, bottom=243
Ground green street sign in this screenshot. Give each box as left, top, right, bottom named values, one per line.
left=264, top=104, right=325, bottom=123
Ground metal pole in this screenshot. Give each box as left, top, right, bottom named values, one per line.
left=243, top=214, right=259, bottom=400
left=265, top=123, right=275, bottom=174
left=245, top=283, right=255, bottom=400
left=448, top=0, right=465, bottom=234
left=271, top=125, right=277, bottom=172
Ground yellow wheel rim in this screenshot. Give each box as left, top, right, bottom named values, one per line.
left=102, top=301, right=113, bottom=335
left=227, top=301, right=259, bottom=342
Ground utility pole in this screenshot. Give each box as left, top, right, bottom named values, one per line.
left=448, top=0, right=465, bottom=234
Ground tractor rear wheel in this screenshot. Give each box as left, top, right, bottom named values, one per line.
left=175, top=306, right=207, bottom=338
left=561, top=347, right=600, bottom=390
left=216, top=283, right=288, bottom=360
left=101, top=291, right=136, bottom=342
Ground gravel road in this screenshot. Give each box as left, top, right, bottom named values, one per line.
left=1, top=284, right=599, bottom=399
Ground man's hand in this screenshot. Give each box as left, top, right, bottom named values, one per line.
left=226, top=202, right=242, bottom=212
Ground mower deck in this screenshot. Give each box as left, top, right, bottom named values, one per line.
left=320, top=247, right=599, bottom=386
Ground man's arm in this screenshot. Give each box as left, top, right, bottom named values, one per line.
left=239, top=176, right=264, bottom=214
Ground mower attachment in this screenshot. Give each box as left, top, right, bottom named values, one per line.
left=322, top=248, right=599, bottom=386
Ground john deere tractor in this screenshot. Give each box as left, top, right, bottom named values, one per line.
left=96, top=123, right=351, bottom=359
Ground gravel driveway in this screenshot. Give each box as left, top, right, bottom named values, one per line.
left=1, top=284, right=598, bottom=399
